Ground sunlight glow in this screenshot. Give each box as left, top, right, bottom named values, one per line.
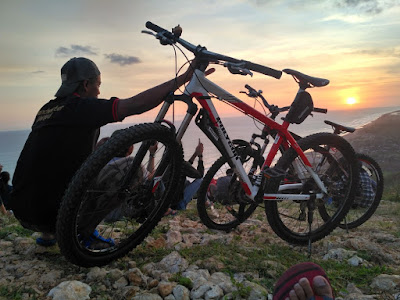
left=346, top=97, right=357, bottom=105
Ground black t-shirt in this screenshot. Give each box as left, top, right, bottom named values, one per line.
left=10, top=94, right=123, bottom=232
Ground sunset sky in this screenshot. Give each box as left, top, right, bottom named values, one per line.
left=0, top=0, right=399, bottom=131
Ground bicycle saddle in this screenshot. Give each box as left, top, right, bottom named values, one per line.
left=324, top=120, right=356, bottom=133
left=283, top=69, right=330, bottom=88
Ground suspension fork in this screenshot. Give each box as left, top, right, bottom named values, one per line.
left=123, top=94, right=198, bottom=193
left=155, top=93, right=198, bottom=179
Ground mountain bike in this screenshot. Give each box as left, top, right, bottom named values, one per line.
left=206, top=84, right=382, bottom=232
left=323, top=121, right=384, bottom=229
left=196, top=79, right=358, bottom=242
left=56, top=22, right=358, bottom=267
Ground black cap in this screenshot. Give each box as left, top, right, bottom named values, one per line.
left=55, top=57, right=100, bottom=97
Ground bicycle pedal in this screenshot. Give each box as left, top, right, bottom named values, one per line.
left=298, top=211, right=306, bottom=221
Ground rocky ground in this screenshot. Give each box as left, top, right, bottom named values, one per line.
left=1, top=198, right=400, bottom=300
left=1, top=111, right=400, bottom=300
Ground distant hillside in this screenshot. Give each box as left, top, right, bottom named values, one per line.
left=344, top=110, right=400, bottom=175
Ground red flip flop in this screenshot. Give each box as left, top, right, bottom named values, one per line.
left=273, top=262, right=334, bottom=300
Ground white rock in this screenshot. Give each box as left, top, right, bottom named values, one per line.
left=370, top=274, right=400, bottom=292
left=348, top=255, right=363, bottom=266
left=323, top=248, right=356, bottom=261
left=205, top=284, right=224, bottom=300
left=173, top=284, right=190, bottom=300
left=48, top=280, right=91, bottom=300
left=158, top=251, right=188, bottom=274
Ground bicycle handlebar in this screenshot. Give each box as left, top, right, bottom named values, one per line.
left=313, top=107, right=328, bottom=114
left=145, top=21, right=282, bottom=80
left=244, top=84, right=257, bottom=94
left=244, top=61, right=282, bottom=79
left=243, top=84, right=326, bottom=115
left=145, top=21, right=168, bottom=34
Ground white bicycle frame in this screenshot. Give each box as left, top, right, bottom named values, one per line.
left=154, top=69, right=328, bottom=203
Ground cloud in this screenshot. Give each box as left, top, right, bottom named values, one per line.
left=322, top=13, right=367, bottom=22
left=333, top=0, right=399, bottom=15
left=104, top=53, right=141, bottom=66
left=385, top=62, right=400, bottom=74
left=350, top=48, right=400, bottom=57
left=55, top=45, right=98, bottom=57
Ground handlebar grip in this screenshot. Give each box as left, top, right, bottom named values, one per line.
left=245, top=84, right=257, bottom=92
left=243, top=61, right=282, bottom=79
left=146, top=21, right=168, bottom=33
left=279, top=106, right=291, bottom=112
left=313, top=107, right=328, bottom=114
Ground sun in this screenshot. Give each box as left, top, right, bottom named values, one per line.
left=346, top=97, right=357, bottom=105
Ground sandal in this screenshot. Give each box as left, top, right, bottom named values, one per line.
left=81, top=230, right=115, bottom=250
left=164, top=208, right=177, bottom=216
left=273, top=262, right=334, bottom=300
left=36, top=237, right=57, bottom=247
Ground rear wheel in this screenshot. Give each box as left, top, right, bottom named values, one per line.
left=265, top=133, right=358, bottom=245
left=339, top=153, right=383, bottom=229
left=56, top=123, right=183, bottom=267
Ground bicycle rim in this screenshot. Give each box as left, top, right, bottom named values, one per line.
left=265, top=133, right=358, bottom=245
left=56, top=123, right=182, bottom=267
left=197, top=142, right=261, bottom=231
left=339, top=153, right=384, bottom=229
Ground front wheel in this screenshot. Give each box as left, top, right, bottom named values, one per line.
left=196, top=141, right=262, bottom=231
left=56, top=123, right=183, bottom=267
left=265, top=133, right=358, bottom=245
left=339, top=153, right=384, bottom=229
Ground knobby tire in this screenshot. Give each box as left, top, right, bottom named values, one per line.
left=339, top=153, right=384, bottom=229
left=56, top=123, right=183, bottom=267
left=265, top=133, right=358, bottom=245
left=196, top=141, right=262, bottom=231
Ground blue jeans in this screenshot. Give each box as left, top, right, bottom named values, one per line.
left=176, top=179, right=202, bottom=210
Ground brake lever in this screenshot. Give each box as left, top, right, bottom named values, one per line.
left=239, top=90, right=258, bottom=98
left=248, top=90, right=259, bottom=97
left=224, top=62, right=253, bottom=76
left=156, top=32, right=174, bottom=45
left=141, top=30, right=174, bottom=45
left=141, top=30, right=156, bottom=36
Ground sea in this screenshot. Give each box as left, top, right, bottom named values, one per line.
left=1, top=105, right=399, bottom=181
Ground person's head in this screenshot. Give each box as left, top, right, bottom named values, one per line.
left=126, top=145, right=134, bottom=156
left=55, top=57, right=101, bottom=98
left=109, top=131, right=134, bottom=157
left=95, top=137, right=110, bottom=150
left=0, top=171, right=10, bottom=183
left=95, top=136, right=133, bottom=157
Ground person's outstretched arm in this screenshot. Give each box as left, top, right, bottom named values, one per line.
left=188, top=139, right=204, bottom=177
left=117, top=64, right=214, bottom=119
left=117, top=72, right=190, bottom=118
